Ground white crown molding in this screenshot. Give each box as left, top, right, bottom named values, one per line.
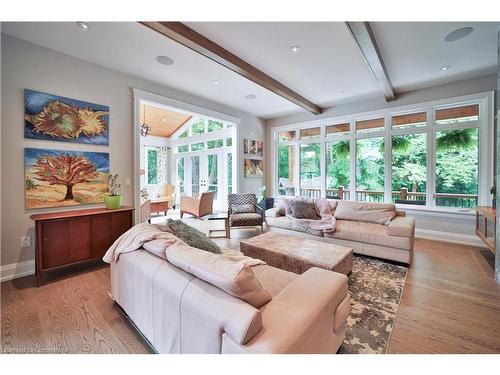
left=0, top=259, right=35, bottom=282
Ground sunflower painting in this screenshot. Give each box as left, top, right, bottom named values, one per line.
left=24, top=89, right=109, bottom=145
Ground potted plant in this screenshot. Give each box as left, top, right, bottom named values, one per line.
left=490, top=185, right=496, bottom=208
left=105, top=174, right=122, bottom=209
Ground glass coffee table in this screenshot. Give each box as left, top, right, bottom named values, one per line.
left=202, top=212, right=230, bottom=239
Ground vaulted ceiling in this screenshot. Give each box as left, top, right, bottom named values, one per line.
left=2, top=22, right=499, bottom=119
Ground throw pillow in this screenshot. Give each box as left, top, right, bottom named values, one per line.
left=232, top=204, right=255, bottom=214
left=167, top=219, right=222, bottom=254
left=288, top=200, right=319, bottom=219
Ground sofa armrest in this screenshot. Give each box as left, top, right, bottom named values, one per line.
left=388, top=216, right=415, bottom=238
left=243, top=267, right=349, bottom=354
left=265, top=207, right=281, bottom=218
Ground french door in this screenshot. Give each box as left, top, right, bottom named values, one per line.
left=174, top=149, right=225, bottom=211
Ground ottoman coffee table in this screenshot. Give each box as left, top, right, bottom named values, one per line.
left=240, top=232, right=353, bottom=275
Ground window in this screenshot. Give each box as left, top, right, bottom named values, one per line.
left=228, top=153, right=233, bottom=194
left=435, top=128, right=478, bottom=208
left=356, top=138, right=385, bottom=202
left=326, top=141, right=350, bottom=199
left=392, top=112, right=427, bottom=129
left=391, top=134, right=427, bottom=203
left=274, top=97, right=487, bottom=210
left=191, top=142, right=205, bottom=152
left=178, top=129, right=188, bottom=139
left=176, top=158, right=185, bottom=196
left=326, top=123, right=350, bottom=136
left=356, top=117, right=384, bottom=133
left=191, top=119, right=205, bottom=135
left=177, top=145, right=188, bottom=153
left=146, top=148, right=158, bottom=185
left=300, top=127, right=320, bottom=139
left=278, top=130, right=296, bottom=142
left=278, top=145, right=295, bottom=196
left=207, top=119, right=224, bottom=132
left=226, top=138, right=232, bottom=147
left=207, top=139, right=224, bottom=149
left=300, top=143, right=321, bottom=198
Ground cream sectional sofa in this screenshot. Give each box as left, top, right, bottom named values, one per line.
left=266, top=200, right=415, bottom=265
left=110, top=248, right=350, bottom=354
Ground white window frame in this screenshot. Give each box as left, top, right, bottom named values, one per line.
left=272, top=91, right=494, bottom=214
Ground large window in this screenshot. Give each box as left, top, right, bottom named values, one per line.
left=146, top=148, right=158, bottom=185
left=274, top=94, right=489, bottom=210
left=300, top=143, right=321, bottom=198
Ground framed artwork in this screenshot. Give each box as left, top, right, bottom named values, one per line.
left=244, top=158, right=264, bottom=178
left=24, top=89, right=109, bottom=145
left=25, top=148, right=110, bottom=209
left=244, top=139, right=264, bottom=157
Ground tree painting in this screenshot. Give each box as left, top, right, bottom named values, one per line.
left=25, top=148, right=109, bottom=209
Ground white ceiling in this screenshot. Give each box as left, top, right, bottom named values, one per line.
left=2, top=22, right=499, bottom=120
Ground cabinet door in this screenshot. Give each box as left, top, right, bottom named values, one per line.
left=112, top=211, right=133, bottom=239
left=42, top=217, right=91, bottom=268
left=90, top=214, right=113, bottom=258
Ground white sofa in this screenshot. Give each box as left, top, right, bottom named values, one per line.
left=266, top=199, right=415, bottom=265
left=110, top=248, right=350, bottom=354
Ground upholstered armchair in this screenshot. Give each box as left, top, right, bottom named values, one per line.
left=180, top=191, right=215, bottom=218
left=228, top=193, right=264, bottom=234
left=157, top=184, right=176, bottom=209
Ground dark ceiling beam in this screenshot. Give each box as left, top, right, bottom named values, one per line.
left=345, top=22, right=396, bottom=101
left=140, top=21, right=323, bottom=115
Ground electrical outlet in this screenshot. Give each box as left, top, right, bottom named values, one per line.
left=125, top=178, right=131, bottom=187
left=21, top=236, right=31, bottom=248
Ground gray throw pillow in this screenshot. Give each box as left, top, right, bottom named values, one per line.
left=232, top=204, right=255, bottom=214
left=167, top=219, right=222, bottom=254
left=289, top=200, right=319, bottom=219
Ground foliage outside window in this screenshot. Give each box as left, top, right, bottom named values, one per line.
left=226, top=138, right=232, bottom=147
left=191, top=142, right=205, bottom=152
left=356, top=138, right=385, bottom=202
left=326, top=141, right=350, bottom=199
left=191, top=118, right=205, bottom=135
left=207, top=119, right=224, bottom=132
left=228, top=153, right=233, bottom=194
left=435, top=128, right=478, bottom=207
left=147, top=149, right=158, bottom=185
left=300, top=143, right=321, bottom=197
left=207, top=139, right=224, bottom=149
left=177, top=145, right=188, bottom=153
left=391, top=134, right=427, bottom=203
left=207, top=154, right=218, bottom=199
left=177, top=158, right=185, bottom=195
left=278, top=145, right=295, bottom=196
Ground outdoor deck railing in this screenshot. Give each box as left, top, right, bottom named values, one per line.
left=295, top=186, right=478, bottom=208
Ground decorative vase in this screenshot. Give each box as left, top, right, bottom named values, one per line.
left=105, top=195, right=122, bottom=209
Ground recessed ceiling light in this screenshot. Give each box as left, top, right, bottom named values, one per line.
left=337, top=90, right=344, bottom=95
left=76, top=22, right=91, bottom=31
left=245, top=94, right=256, bottom=100
left=213, top=80, right=220, bottom=85
left=445, top=27, right=473, bottom=42
left=290, top=45, right=301, bottom=53
left=440, top=65, right=450, bottom=71
left=156, top=55, right=174, bottom=66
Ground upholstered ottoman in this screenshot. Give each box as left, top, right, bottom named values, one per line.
left=240, top=232, right=353, bottom=275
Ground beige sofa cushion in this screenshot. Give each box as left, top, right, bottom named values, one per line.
left=252, top=264, right=298, bottom=298
left=166, top=244, right=272, bottom=308
left=325, top=220, right=412, bottom=250
left=334, top=201, right=396, bottom=225
left=387, top=216, right=415, bottom=238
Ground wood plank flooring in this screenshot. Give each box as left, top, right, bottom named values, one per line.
left=2, top=221, right=499, bottom=353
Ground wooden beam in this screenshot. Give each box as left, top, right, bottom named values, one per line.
left=140, top=22, right=322, bottom=115
left=345, top=22, right=396, bottom=102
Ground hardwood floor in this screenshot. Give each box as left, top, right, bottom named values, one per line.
left=2, top=225, right=499, bottom=353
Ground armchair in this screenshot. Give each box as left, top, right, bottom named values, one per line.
left=180, top=191, right=215, bottom=218
left=228, top=193, right=264, bottom=235
left=158, top=184, right=176, bottom=209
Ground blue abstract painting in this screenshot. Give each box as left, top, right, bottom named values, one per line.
left=24, top=89, right=109, bottom=145
left=25, top=148, right=110, bottom=209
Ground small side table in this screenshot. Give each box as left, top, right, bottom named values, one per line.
left=203, top=212, right=230, bottom=239
left=476, top=206, right=496, bottom=253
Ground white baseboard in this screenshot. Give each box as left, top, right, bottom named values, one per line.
left=415, top=228, right=486, bottom=248
left=0, top=259, right=35, bottom=282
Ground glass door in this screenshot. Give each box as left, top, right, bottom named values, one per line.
left=174, top=156, right=186, bottom=206
left=191, top=155, right=200, bottom=197
left=201, top=150, right=223, bottom=210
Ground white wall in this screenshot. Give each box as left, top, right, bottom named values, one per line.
left=0, top=33, right=265, bottom=273
left=265, top=75, right=498, bottom=247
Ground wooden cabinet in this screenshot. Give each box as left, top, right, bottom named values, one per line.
left=31, top=207, right=134, bottom=286
left=475, top=206, right=496, bottom=253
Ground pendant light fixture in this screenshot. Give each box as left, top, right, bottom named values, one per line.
left=140, top=104, right=151, bottom=137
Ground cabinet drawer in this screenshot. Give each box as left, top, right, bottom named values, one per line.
left=41, top=217, right=91, bottom=268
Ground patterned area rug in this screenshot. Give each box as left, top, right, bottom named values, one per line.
left=339, top=255, right=408, bottom=354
